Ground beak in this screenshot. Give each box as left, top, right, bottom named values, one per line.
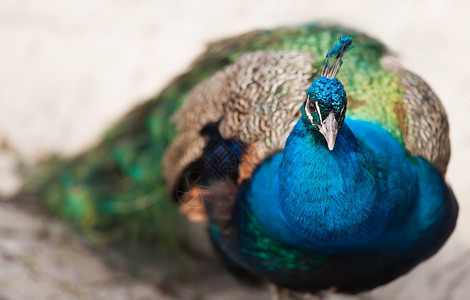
left=318, top=110, right=338, bottom=151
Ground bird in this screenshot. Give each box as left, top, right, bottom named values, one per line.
left=20, top=24, right=458, bottom=299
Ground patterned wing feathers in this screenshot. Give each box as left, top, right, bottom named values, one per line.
left=382, top=57, right=450, bottom=175
left=163, top=51, right=315, bottom=189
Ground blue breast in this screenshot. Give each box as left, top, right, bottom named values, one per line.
left=244, top=117, right=447, bottom=251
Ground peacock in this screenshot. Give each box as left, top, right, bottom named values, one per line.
left=20, top=24, right=458, bottom=299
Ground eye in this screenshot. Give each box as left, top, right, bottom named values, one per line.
left=308, top=100, right=317, bottom=114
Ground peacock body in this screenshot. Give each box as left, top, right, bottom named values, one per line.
left=23, top=24, right=458, bottom=296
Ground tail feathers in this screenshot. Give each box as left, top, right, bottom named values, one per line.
left=17, top=143, right=186, bottom=250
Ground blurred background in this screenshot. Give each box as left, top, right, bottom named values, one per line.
left=0, top=0, right=469, bottom=299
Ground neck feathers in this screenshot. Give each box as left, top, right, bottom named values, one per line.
left=278, top=120, right=394, bottom=247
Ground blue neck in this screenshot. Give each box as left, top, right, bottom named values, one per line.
left=245, top=118, right=417, bottom=249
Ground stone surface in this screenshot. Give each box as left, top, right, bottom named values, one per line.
left=0, top=0, right=469, bottom=299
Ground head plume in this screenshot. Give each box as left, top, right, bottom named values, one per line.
left=321, top=36, right=353, bottom=79
left=303, top=36, right=353, bottom=151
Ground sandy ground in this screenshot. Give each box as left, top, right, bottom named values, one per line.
left=0, top=0, right=469, bottom=299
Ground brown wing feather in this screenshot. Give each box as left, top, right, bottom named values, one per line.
left=163, top=50, right=315, bottom=190
left=382, top=57, right=451, bottom=176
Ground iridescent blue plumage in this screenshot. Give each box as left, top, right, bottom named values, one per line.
left=326, top=36, right=353, bottom=58
left=204, top=97, right=457, bottom=296
left=242, top=117, right=444, bottom=249
left=306, top=77, right=346, bottom=120
left=208, top=117, right=456, bottom=293
left=202, top=35, right=458, bottom=296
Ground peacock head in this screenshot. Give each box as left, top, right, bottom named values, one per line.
left=302, top=36, right=352, bottom=151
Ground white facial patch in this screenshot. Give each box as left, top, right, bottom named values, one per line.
left=304, top=98, right=323, bottom=127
